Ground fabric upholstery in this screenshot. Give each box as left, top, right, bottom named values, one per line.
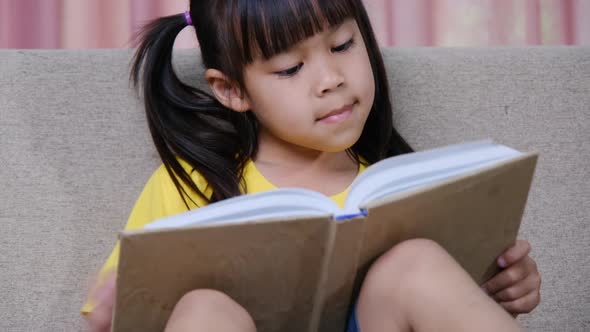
left=1, top=47, right=588, bottom=331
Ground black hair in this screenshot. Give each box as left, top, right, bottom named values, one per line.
left=130, top=0, right=413, bottom=208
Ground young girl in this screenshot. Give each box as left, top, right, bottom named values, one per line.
left=83, top=0, right=541, bottom=331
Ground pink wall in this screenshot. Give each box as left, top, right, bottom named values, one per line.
left=1, top=0, right=588, bottom=48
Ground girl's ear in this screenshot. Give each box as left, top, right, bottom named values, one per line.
left=205, top=69, right=251, bottom=112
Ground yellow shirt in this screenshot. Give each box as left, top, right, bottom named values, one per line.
left=81, top=159, right=366, bottom=314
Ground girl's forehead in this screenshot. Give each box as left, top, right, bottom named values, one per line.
left=250, top=18, right=358, bottom=61
left=234, top=0, right=359, bottom=62
left=288, top=19, right=357, bottom=49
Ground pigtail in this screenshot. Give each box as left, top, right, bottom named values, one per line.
left=130, top=13, right=257, bottom=208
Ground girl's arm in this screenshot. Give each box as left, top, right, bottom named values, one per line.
left=81, top=162, right=211, bottom=316
left=84, top=271, right=116, bottom=332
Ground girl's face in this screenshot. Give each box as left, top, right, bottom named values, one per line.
left=243, top=18, right=375, bottom=154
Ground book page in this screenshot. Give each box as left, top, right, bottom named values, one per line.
left=340, top=140, right=522, bottom=216
left=145, top=188, right=340, bottom=229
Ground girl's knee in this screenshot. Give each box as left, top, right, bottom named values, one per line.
left=355, top=240, right=450, bottom=330
left=174, top=289, right=233, bottom=313
left=364, top=239, right=452, bottom=290
left=166, top=289, right=256, bottom=332
left=378, top=239, right=447, bottom=269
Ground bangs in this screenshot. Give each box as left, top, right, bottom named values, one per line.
left=234, top=0, right=358, bottom=62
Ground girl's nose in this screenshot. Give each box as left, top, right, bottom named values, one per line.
left=315, top=64, right=345, bottom=97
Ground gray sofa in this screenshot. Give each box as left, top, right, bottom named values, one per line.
left=1, top=47, right=589, bottom=331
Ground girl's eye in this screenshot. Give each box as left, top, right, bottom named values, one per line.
left=275, top=63, right=303, bottom=78
left=332, top=38, right=355, bottom=53
left=273, top=39, right=354, bottom=78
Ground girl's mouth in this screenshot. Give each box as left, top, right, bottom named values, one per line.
left=317, top=102, right=356, bottom=123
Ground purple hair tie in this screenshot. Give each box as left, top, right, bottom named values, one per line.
left=184, top=11, right=193, bottom=26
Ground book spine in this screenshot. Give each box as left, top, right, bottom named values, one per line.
left=307, top=222, right=338, bottom=332
left=334, top=209, right=367, bottom=221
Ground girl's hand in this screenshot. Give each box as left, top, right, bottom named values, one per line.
left=85, top=271, right=117, bottom=332
left=481, top=240, right=541, bottom=316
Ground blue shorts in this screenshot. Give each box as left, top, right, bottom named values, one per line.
left=346, top=304, right=361, bottom=332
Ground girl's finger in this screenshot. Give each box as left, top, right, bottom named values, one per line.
left=499, top=289, right=541, bottom=314
left=492, top=273, right=540, bottom=302
left=498, top=240, right=531, bottom=268
left=482, top=259, right=528, bottom=294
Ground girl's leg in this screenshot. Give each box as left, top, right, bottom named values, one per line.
left=355, top=239, right=523, bottom=332
left=164, top=289, right=257, bottom=332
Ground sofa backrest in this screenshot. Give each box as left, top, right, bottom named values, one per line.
left=1, top=47, right=588, bottom=331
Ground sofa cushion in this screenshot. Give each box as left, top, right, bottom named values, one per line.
left=1, top=47, right=588, bottom=331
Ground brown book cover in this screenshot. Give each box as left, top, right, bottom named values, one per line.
left=112, top=147, right=537, bottom=332
left=317, top=154, right=537, bottom=332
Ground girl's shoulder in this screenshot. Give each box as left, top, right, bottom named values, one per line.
left=147, top=158, right=213, bottom=209
left=123, top=159, right=212, bottom=231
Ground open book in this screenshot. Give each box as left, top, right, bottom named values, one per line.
left=113, top=140, right=538, bottom=332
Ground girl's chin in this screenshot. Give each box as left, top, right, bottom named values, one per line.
left=260, top=129, right=362, bottom=154
left=314, top=137, right=361, bottom=153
